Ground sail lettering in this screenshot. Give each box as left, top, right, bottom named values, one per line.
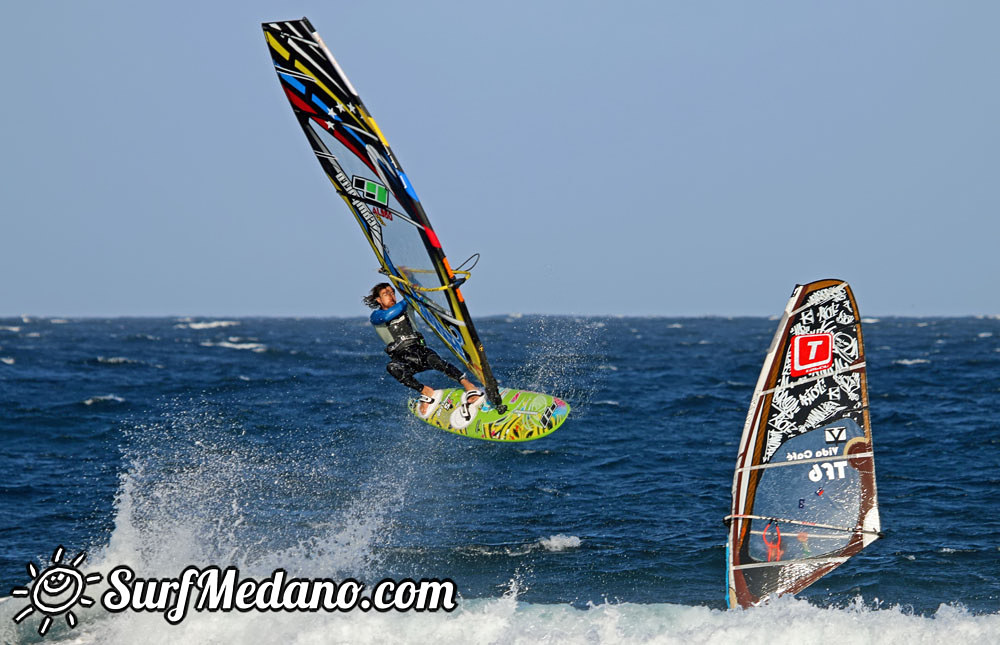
left=333, top=169, right=384, bottom=253
left=785, top=446, right=840, bottom=462
left=808, top=460, right=848, bottom=481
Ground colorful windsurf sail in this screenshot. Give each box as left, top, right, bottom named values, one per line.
left=262, top=17, right=502, bottom=408
left=725, top=279, right=882, bottom=608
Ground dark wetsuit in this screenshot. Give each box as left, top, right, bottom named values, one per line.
left=370, top=301, right=464, bottom=392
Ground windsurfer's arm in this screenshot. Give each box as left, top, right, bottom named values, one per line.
left=370, top=301, right=408, bottom=325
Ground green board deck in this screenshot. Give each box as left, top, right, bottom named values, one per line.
left=408, top=387, right=569, bottom=442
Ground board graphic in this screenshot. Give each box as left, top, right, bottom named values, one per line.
left=408, top=388, right=569, bottom=442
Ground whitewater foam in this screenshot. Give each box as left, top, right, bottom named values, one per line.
left=200, top=341, right=267, bottom=353
left=539, top=535, right=581, bottom=552
left=176, top=321, right=241, bottom=330
left=2, top=587, right=996, bottom=644
left=96, top=356, right=142, bottom=365
left=83, top=394, right=126, bottom=405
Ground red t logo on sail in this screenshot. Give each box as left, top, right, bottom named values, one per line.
left=790, top=333, right=833, bottom=377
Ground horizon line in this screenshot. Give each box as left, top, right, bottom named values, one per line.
left=3, top=312, right=999, bottom=320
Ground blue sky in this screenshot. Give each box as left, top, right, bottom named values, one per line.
left=2, top=1, right=997, bottom=317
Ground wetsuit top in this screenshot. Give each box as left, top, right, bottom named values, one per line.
left=370, top=301, right=423, bottom=353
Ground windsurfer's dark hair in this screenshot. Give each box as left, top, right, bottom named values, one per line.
left=363, top=282, right=393, bottom=309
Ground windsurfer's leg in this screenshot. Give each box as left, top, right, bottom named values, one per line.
left=387, top=355, right=439, bottom=415
left=420, top=347, right=465, bottom=383
left=420, top=348, right=481, bottom=405
left=386, top=359, right=424, bottom=393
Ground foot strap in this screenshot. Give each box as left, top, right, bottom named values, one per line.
left=450, top=389, right=485, bottom=429
left=417, top=390, right=443, bottom=419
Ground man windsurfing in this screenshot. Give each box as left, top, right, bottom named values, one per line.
left=364, top=283, right=483, bottom=420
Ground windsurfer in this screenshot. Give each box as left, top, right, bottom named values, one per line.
left=364, top=283, right=482, bottom=417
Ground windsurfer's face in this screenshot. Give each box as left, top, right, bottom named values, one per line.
left=376, top=286, right=396, bottom=309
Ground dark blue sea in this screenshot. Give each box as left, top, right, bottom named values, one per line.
left=1, top=315, right=998, bottom=643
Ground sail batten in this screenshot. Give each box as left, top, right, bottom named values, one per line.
left=734, top=557, right=849, bottom=571
left=263, top=17, right=502, bottom=407
left=726, top=279, right=881, bottom=609
left=736, top=450, right=874, bottom=473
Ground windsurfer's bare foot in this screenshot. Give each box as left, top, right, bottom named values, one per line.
left=419, top=386, right=436, bottom=415
left=459, top=379, right=480, bottom=404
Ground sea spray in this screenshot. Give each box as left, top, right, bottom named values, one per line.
left=502, top=316, right=607, bottom=418
left=89, top=399, right=410, bottom=582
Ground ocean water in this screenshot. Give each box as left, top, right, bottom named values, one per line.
left=0, top=315, right=998, bottom=643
